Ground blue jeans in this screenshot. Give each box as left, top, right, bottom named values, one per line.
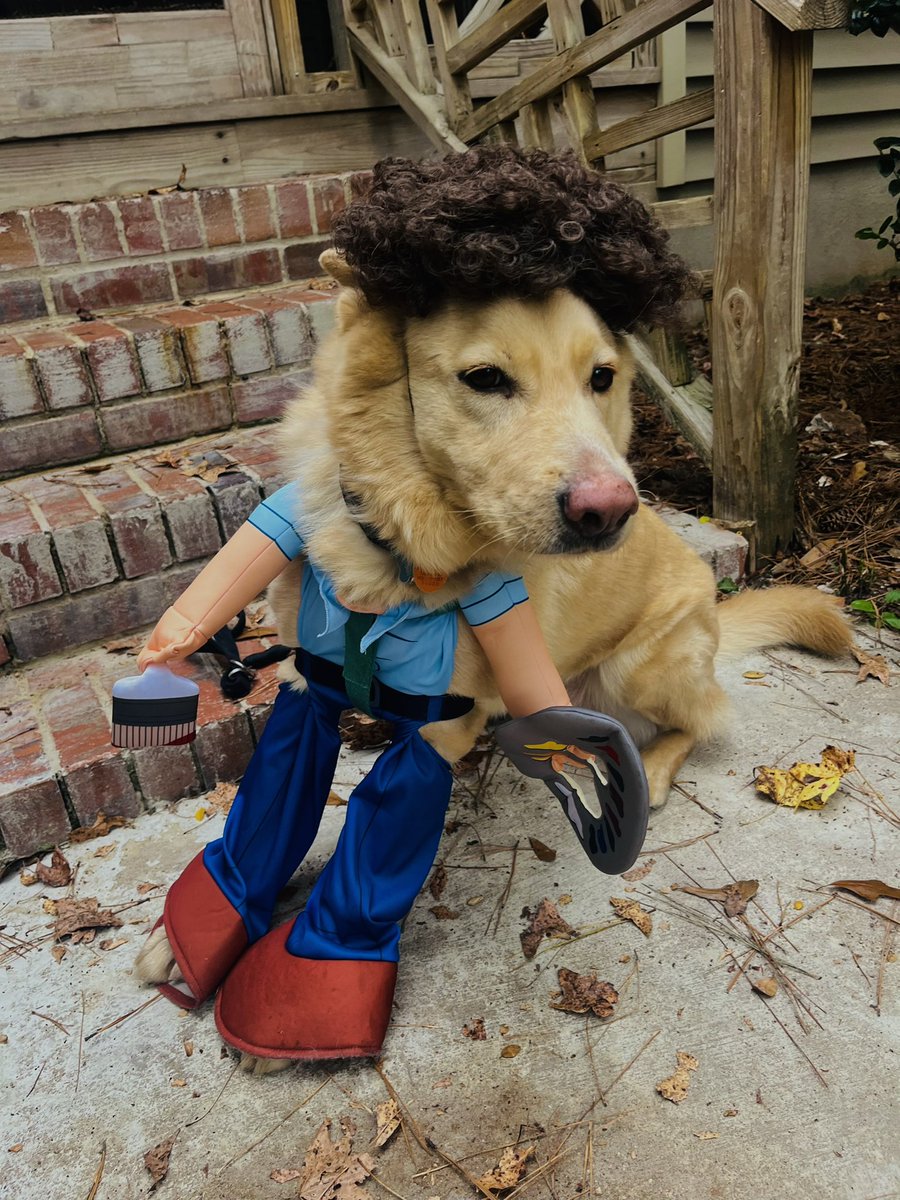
left=202, top=678, right=452, bottom=962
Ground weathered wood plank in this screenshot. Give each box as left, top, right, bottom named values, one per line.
left=584, top=85, right=713, bottom=158
left=425, top=0, right=476, bottom=133
left=519, top=98, right=555, bottom=147
left=753, top=0, right=849, bottom=30
left=49, top=15, right=117, bottom=49
left=394, top=0, right=438, bottom=94
left=459, top=0, right=508, bottom=36
left=446, top=0, right=548, bottom=74
left=650, top=194, right=713, bottom=229
left=227, top=0, right=275, bottom=98
left=628, top=335, right=713, bottom=465
left=709, top=0, right=813, bottom=555
left=459, top=0, right=710, bottom=139
left=114, top=10, right=235, bottom=43
left=269, top=0, right=308, bottom=92
left=0, top=18, right=52, bottom=51
left=346, top=20, right=467, bottom=150
left=549, top=0, right=599, bottom=158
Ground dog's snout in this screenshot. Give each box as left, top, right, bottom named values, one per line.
left=559, top=477, right=639, bottom=541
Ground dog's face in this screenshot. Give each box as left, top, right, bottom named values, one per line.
left=404, top=289, right=640, bottom=558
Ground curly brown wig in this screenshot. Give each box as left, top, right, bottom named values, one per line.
left=331, top=146, right=694, bottom=332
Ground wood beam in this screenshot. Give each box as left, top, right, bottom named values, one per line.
left=650, top=194, right=714, bottom=229
left=752, top=0, right=849, bottom=31
left=584, top=86, right=713, bottom=160
left=458, top=0, right=710, bottom=140
left=446, top=0, right=548, bottom=74
left=627, top=336, right=713, bottom=465
left=709, top=0, right=813, bottom=556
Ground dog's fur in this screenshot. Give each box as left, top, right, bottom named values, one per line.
left=136, top=251, right=851, bottom=1072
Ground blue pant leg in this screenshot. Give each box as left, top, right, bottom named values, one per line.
left=203, top=680, right=345, bottom=943
left=286, top=720, right=452, bottom=963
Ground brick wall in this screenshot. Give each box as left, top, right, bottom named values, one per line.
left=1, top=287, right=330, bottom=478
left=0, top=171, right=370, bottom=325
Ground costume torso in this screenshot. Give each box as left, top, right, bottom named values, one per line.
left=249, top=483, right=528, bottom=696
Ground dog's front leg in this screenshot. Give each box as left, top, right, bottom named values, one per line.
left=640, top=729, right=695, bottom=810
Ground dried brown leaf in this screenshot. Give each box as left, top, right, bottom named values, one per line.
left=137, top=882, right=161, bottom=895
left=0, top=1033, right=7, bottom=1044
left=852, top=646, right=891, bottom=686
left=677, top=879, right=759, bottom=917
left=179, top=452, right=237, bottom=483
left=550, top=968, right=619, bottom=1018
left=499, top=1044, right=521, bottom=1059
left=622, top=857, right=656, bottom=882
left=610, top=896, right=653, bottom=936
left=428, top=864, right=448, bottom=900
left=153, top=448, right=182, bottom=468
left=528, top=837, right=556, bottom=863
left=830, top=878, right=900, bottom=903
left=19, top=870, right=37, bottom=887
left=462, top=1017, right=487, bottom=1041
left=656, top=1051, right=699, bottom=1104
left=476, top=1144, right=534, bottom=1193
left=35, top=847, right=72, bottom=888
left=68, top=813, right=129, bottom=843
left=99, top=938, right=128, bottom=951
left=372, top=1098, right=402, bottom=1148
left=93, top=844, right=116, bottom=859
left=52, top=898, right=123, bottom=940
left=520, top=898, right=575, bottom=959
left=693, top=1131, right=719, bottom=1140
left=338, top=710, right=393, bottom=751
left=327, top=790, right=347, bottom=807
left=751, top=976, right=778, bottom=998
left=50, top=945, right=67, bottom=964
left=429, top=905, right=459, bottom=920
left=298, top=1118, right=374, bottom=1200
left=204, top=781, right=238, bottom=816
left=144, top=1135, right=176, bottom=1188
left=271, top=1168, right=304, bottom=1183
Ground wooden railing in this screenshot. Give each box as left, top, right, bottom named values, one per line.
left=338, top=0, right=850, bottom=560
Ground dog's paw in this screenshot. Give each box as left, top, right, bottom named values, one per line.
left=134, top=924, right=184, bottom=986
left=647, top=786, right=670, bottom=811
left=239, top=1053, right=293, bottom=1076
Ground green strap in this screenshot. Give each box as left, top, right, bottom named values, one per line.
left=343, top=611, right=379, bottom=716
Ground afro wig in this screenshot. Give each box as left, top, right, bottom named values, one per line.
left=331, top=146, right=695, bottom=333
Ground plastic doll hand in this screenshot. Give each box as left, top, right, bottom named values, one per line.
left=138, top=607, right=207, bottom=671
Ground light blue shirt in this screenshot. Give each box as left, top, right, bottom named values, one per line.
left=249, top=483, right=527, bottom=696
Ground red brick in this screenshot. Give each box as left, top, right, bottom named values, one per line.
left=284, top=240, right=330, bottom=281
left=0, top=278, right=48, bottom=324
left=69, top=320, right=142, bottom=402
left=51, top=263, right=173, bottom=315
left=0, top=335, right=42, bottom=419
left=232, top=370, right=309, bottom=424
left=118, top=195, right=164, bottom=256
left=16, top=476, right=119, bottom=594
left=31, top=206, right=79, bottom=266
left=210, top=474, right=261, bottom=540
left=6, top=563, right=200, bottom=661
left=157, top=308, right=229, bottom=383
left=158, top=190, right=203, bottom=251
left=115, top=314, right=184, bottom=393
left=76, top=201, right=125, bottom=262
left=199, top=187, right=240, bottom=247
left=131, top=743, right=202, bottom=805
left=132, top=452, right=222, bottom=562
left=194, top=707, right=254, bottom=788
left=199, top=301, right=273, bottom=375
left=0, top=490, right=62, bottom=610
left=234, top=185, right=275, bottom=243
left=90, top=467, right=171, bottom=579
left=0, top=682, right=49, bottom=782
left=23, top=330, right=92, bottom=410
left=310, top=176, right=347, bottom=234
left=0, top=777, right=70, bottom=857
left=69, top=756, right=143, bottom=824
left=173, top=248, right=282, bottom=300
left=349, top=171, right=373, bottom=202
left=101, top=386, right=232, bottom=452
left=275, top=180, right=313, bottom=238
left=0, top=210, right=37, bottom=272
left=236, top=294, right=313, bottom=366
left=225, top=427, right=288, bottom=491
left=2, top=409, right=102, bottom=477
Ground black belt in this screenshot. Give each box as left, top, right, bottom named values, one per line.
left=295, top=648, right=474, bottom=723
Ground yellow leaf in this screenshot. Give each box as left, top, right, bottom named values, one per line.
left=500, top=1044, right=521, bottom=1058
left=742, top=671, right=766, bottom=680
left=849, top=461, right=867, bottom=485
left=754, top=747, right=855, bottom=810
left=194, top=807, right=208, bottom=821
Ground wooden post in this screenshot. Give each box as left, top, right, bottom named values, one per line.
left=709, top=0, right=812, bottom=560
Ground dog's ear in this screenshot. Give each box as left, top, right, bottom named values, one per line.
left=319, top=249, right=358, bottom=288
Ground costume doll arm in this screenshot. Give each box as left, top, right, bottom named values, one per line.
left=468, top=600, right=570, bottom=718
left=137, top=523, right=291, bottom=670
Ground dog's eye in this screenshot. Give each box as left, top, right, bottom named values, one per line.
left=459, top=366, right=509, bottom=393
left=590, top=366, right=615, bottom=394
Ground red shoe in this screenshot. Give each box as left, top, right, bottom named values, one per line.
left=215, top=922, right=396, bottom=1060
left=156, top=852, right=248, bottom=1009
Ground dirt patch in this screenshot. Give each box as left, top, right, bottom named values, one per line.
left=632, top=277, right=900, bottom=597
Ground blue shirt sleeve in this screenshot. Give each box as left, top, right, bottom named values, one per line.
left=459, top=572, right=528, bottom=627
left=247, top=482, right=305, bottom=561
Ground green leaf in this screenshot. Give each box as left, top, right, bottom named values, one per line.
left=882, top=612, right=900, bottom=631
left=717, top=577, right=739, bottom=594
left=850, top=599, right=877, bottom=614
left=873, top=137, right=900, bottom=151
left=855, top=229, right=878, bottom=240
left=883, top=589, right=900, bottom=606
left=878, top=215, right=893, bottom=234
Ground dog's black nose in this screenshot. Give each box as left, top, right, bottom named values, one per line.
left=559, top=476, right=639, bottom=541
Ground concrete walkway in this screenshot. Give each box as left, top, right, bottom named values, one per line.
left=1, top=632, right=898, bottom=1200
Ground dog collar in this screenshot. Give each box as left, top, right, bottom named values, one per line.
left=339, top=475, right=448, bottom=593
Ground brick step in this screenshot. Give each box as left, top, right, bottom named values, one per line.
left=0, top=423, right=299, bottom=665
left=0, top=632, right=281, bottom=866
left=2, top=283, right=334, bottom=479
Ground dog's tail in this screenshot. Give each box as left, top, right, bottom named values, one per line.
left=716, top=586, right=852, bottom=660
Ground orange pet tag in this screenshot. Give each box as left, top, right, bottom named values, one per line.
left=413, top=567, right=448, bottom=593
